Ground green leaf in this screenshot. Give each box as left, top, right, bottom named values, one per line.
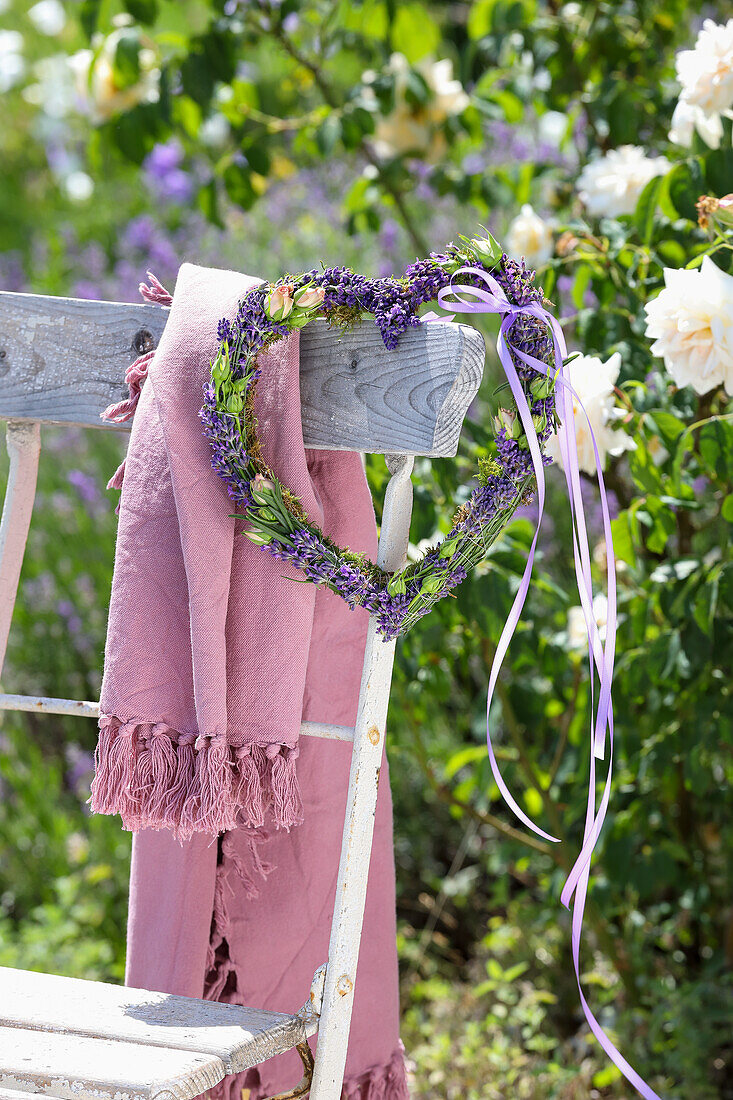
left=467, top=0, right=496, bottom=37
left=704, top=145, right=733, bottom=198
left=634, top=174, right=665, bottom=245
left=113, top=32, right=142, bottom=90
left=391, top=3, right=441, bottom=61
left=611, top=511, right=637, bottom=567
left=722, top=494, right=733, bottom=522
left=197, top=178, right=223, bottom=228
left=223, top=162, right=257, bottom=210
left=666, top=159, right=705, bottom=222
left=698, top=418, right=733, bottom=480
left=315, top=115, right=341, bottom=157
left=124, top=0, right=158, bottom=24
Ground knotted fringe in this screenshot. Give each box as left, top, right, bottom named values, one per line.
left=90, top=715, right=303, bottom=840
left=102, top=272, right=172, bottom=510
left=202, top=1045, right=409, bottom=1100
left=139, top=270, right=174, bottom=306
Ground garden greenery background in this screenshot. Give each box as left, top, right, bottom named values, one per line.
left=1, top=1, right=732, bottom=1097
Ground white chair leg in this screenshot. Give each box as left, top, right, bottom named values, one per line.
left=0, top=420, right=41, bottom=679
left=309, top=455, right=414, bottom=1100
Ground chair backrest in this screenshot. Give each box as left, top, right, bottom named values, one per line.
left=0, top=289, right=485, bottom=724
left=0, top=291, right=485, bottom=456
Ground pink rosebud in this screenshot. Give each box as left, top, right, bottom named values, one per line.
left=250, top=473, right=275, bottom=495
left=294, top=285, right=325, bottom=310
left=267, top=285, right=294, bottom=321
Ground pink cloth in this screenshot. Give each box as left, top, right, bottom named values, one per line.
left=94, top=263, right=408, bottom=1096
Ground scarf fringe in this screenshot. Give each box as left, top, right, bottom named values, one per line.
left=90, top=715, right=302, bottom=839
left=202, top=1044, right=409, bottom=1100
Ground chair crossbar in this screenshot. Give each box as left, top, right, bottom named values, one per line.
left=0, top=693, right=354, bottom=740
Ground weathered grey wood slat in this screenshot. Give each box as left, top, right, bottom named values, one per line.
left=0, top=967, right=308, bottom=1074
left=0, top=1027, right=225, bottom=1100
left=0, top=291, right=484, bottom=457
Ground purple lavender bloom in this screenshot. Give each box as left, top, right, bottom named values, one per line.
left=144, top=140, right=183, bottom=179
left=67, top=469, right=101, bottom=505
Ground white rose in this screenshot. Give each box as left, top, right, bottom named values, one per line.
left=669, top=97, right=724, bottom=150
left=643, top=257, right=733, bottom=396
left=505, top=205, right=554, bottom=269
left=567, top=594, right=608, bottom=651
left=576, top=145, right=669, bottom=219
left=676, top=18, right=733, bottom=117
left=0, top=30, right=25, bottom=93
left=368, top=53, right=469, bottom=161
left=546, top=352, right=636, bottom=475
left=28, top=0, right=66, bottom=36
left=68, top=30, right=159, bottom=123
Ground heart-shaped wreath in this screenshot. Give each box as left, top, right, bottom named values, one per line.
left=199, top=230, right=560, bottom=640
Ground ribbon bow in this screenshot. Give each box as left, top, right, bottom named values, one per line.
left=432, top=266, right=662, bottom=1100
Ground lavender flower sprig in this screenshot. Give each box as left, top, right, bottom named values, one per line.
left=199, top=230, right=559, bottom=641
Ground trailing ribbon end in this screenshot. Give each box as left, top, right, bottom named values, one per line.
left=433, top=264, right=662, bottom=1100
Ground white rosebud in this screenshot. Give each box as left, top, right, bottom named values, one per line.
left=576, top=146, right=669, bottom=219
left=505, top=204, right=554, bottom=268
left=643, top=257, right=733, bottom=396
left=545, top=352, right=636, bottom=475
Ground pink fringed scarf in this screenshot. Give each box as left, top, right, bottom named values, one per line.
left=91, top=262, right=362, bottom=836
left=93, top=263, right=409, bottom=1097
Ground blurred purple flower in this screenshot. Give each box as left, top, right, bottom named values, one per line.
left=123, top=215, right=157, bottom=252
left=65, top=743, right=95, bottom=800
left=379, top=218, right=400, bottom=252
left=462, top=152, right=485, bottom=175
left=143, top=140, right=193, bottom=204
left=0, top=251, right=25, bottom=291
left=57, top=599, right=84, bottom=635
left=145, top=140, right=183, bottom=179
left=67, top=469, right=101, bottom=505
left=72, top=280, right=103, bottom=300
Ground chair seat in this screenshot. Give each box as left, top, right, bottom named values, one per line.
left=0, top=967, right=314, bottom=1100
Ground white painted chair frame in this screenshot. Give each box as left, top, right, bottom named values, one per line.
left=0, top=289, right=484, bottom=1100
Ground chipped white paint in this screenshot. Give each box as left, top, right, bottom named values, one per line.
left=0, top=968, right=305, bottom=1076
left=309, top=454, right=415, bottom=1100
left=0, top=1027, right=225, bottom=1100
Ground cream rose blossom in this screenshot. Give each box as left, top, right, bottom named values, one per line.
left=576, top=145, right=669, bottom=219
left=643, top=257, right=733, bottom=395
left=365, top=54, right=469, bottom=162
left=676, top=19, right=733, bottom=117
left=505, top=204, right=554, bottom=268
left=68, top=28, right=159, bottom=123
left=546, top=352, right=635, bottom=475
left=670, top=19, right=733, bottom=149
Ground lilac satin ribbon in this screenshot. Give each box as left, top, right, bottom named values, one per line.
left=430, top=267, right=662, bottom=1100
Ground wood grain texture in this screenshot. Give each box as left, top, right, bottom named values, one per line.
left=0, top=1027, right=225, bottom=1100
left=0, top=292, right=484, bottom=457
left=0, top=967, right=306, bottom=1076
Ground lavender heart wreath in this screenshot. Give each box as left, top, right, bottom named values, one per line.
left=199, top=231, right=559, bottom=641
